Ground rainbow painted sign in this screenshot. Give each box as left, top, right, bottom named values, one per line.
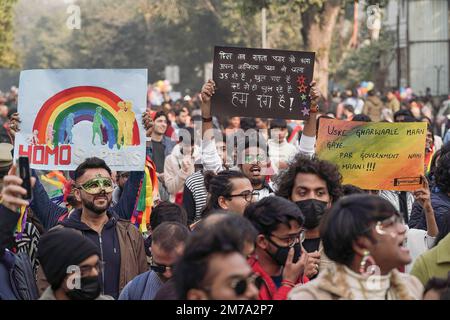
left=316, top=118, right=427, bottom=191
left=14, top=69, right=148, bottom=170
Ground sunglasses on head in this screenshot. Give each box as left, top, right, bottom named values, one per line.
left=77, top=177, right=114, bottom=195
left=230, top=273, right=264, bottom=296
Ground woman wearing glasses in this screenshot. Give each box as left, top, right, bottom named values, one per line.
left=289, top=194, right=424, bottom=300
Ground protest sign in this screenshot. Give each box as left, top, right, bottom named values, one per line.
left=14, top=69, right=148, bottom=171
left=316, top=118, right=427, bottom=191
left=212, top=46, right=315, bottom=120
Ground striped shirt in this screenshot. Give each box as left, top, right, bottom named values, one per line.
left=184, top=170, right=208, bottom=222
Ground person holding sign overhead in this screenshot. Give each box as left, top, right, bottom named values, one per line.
left=198, top=79, right=321, bottom=200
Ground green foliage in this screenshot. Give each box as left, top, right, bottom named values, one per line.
left=11, top=0, right=394, bottom=95
left=333, top=28, right=396, bottom=88
left=0, top=0, right=19, bottom=68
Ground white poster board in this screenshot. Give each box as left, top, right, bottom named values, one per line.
left=14, top=69, right=148, bottom=171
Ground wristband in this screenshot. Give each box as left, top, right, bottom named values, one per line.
left=202, top=116, right=213, bottom=122
left=281, top=279, right=295, bottom=287
left=310, top=104, right=319, bottom=113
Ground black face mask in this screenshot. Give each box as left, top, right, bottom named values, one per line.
left=295, top=199, right=328, bottom=230
left=66, top=276, right=101, bottom=300
left=266, top=240, right=301, bottom=266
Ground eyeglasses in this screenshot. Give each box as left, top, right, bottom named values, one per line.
left=230, top=273, right=264, bottom=296
left=269, top=231, right=305, bottom=247
left=150, top=263, right=174, bottom=274
left=228, top=190, right=259, bottom=202
left=79, top=261, right=102, bottom=277
left=375, top=215, right=405, bottom=236
left=77, top=177, right=114, bottom=195
left=244, top=154, right=267, bottom=164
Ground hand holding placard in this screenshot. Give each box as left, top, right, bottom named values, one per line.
left=309, top=81, right=320, bottom=113
left=200, top=79, right=215, bottom=118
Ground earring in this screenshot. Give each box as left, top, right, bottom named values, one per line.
left=359, top=250, right=376, bottom=276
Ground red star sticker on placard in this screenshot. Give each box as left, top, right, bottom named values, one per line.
left=296, top=75, right=306, bottom=85
left=297, top=83, right=308, bottom=93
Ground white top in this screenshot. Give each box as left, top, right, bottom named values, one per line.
left=405, top=227, right=436, bottom=273
left=268, top=138, right=298, bottom=173
left=344, top=266, right=392, bottom=300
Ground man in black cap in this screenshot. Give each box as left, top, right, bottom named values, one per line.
left=38, top=228, right=112, bottom=300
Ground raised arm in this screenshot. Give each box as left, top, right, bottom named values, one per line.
left=412, top=176, right=438, bottom=241
left=199, top=80, right=223, bottom=172
left=30, top=170, right=68, bottom=230
left=298, top=81, right=320, bottom=157
left=111, top=171, right=144, bottom=220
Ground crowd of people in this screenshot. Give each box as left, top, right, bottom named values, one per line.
left=1, top=79, right=450, bottom=301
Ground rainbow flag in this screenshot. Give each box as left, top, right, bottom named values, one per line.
left=131, top=156, right=159, bottom=233
left=15, top=206, right=28, bottom=240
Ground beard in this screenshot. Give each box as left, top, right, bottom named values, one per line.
left=249, top=176, right=265, bottom=186
left=82, top=194, right=112, bottom=215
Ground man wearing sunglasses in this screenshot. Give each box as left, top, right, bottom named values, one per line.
left=119, top=222, right=189, bottom=300
left=39, top=157, right=148, bottom=299
left=174, top=215, right=260, bottom=300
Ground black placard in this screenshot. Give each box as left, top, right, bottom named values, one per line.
left=212, top=46, right=315, bottom=120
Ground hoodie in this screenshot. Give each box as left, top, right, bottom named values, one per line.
left=60, top=210, right=121, bottom=299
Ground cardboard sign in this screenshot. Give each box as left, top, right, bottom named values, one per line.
left=14, top=69, right=148, bottom=171
left=212, top=46, right=315, bottom=120
left=316, top=118, right=427, bottom=191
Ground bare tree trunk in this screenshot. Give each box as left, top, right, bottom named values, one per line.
left=301, top=0, right=342, bottom=99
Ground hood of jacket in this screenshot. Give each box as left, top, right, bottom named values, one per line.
left=59, top=208, right=119, bottom=232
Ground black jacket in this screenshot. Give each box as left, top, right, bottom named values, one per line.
left=0, top=205, right=39, bottom=300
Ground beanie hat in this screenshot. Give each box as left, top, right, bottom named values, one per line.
left=37, top=228, right=100, bottom=290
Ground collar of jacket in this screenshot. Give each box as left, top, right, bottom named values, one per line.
left=247, top=254, right=279, bottom=299
left=60, top=208, right=118, bottom=231
left=313, top=265, right=401, bottom=299
left=314, top=267, right=353, bottom=299
left=436, top=233, right=450, bottom=264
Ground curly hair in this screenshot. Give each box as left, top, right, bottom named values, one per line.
left=435, top=151, right=450, bottom=194
left=274, top=154, right=343, bottom=202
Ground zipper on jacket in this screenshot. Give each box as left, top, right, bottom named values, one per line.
left=98, top=234, right=105, bottom=295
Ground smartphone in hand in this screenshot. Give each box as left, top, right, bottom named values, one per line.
left=18, top=156, right=33, bottom=201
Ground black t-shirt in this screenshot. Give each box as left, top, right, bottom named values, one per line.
left=151, top=140, right=166, bottom=173
left=302, top=237, right=321, bottom=253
